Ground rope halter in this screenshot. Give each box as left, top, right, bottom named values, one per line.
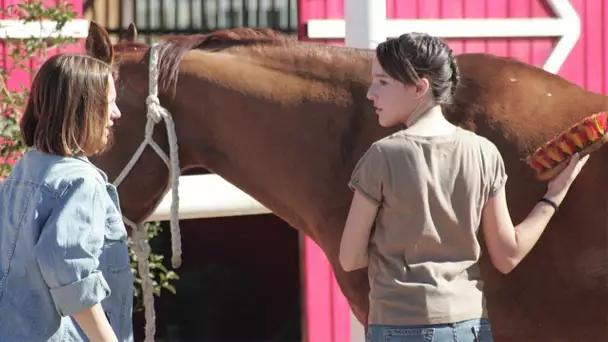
left=112, top=42, right=183, bottom=342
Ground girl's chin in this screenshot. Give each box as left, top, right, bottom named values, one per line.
left=378, top=116, right=396, bottom=128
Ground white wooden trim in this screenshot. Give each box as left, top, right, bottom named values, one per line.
left=309, top=17, right=575, bottom=39
left=0, top=19, right=90, bottom=39
left=307, top=0, right=580, bottom=74
left=344, top=0, right=386, bottom=49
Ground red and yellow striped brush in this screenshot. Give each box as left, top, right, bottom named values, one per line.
left=526, top=112, right=608, bottom=180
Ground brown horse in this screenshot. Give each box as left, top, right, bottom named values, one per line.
left=86, top=21, right=608, bottom=341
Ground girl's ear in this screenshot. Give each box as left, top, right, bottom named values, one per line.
left=415, top=77, right=431, bottom=99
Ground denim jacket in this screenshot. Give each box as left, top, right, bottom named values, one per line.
left=0, top=150, right=134, bottom=341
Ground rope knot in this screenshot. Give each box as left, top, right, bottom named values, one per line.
left=146, top=95, right=164, bottom=123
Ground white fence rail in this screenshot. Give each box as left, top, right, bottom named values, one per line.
left=146, top=174, right=271, bottom=222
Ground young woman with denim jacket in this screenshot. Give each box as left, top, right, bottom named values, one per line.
left=339, top=33, right=589, bottom=342
left=0, top=53, right=132, bottom=341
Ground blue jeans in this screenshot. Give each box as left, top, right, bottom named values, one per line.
left=366, top=318, right=493, bottom=342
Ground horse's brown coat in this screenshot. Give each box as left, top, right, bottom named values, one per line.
left=86, top=22, right=608, bottom=341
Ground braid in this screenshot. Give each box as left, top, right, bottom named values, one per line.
left=376, top=33, right=460, bottom=105
left=448, top=51, right=460, bottom=98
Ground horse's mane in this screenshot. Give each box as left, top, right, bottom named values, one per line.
left=192, top=27, right=291, bottom=48
left=126, top=27, right=292, bottom=95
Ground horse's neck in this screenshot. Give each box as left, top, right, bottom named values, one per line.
left=173, top=44, right=390, bottom=242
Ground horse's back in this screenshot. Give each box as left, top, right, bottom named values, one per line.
left=452, top=53, right=607, bottom=144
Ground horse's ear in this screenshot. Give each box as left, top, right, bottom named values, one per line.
left=85, top=21, right=115, bottom=65
left=121, top=22, right=138, bottom=42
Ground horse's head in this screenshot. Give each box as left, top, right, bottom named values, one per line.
left=83, top=21, right=306, bottom=226
left=85, top=21, right=174, bottom=225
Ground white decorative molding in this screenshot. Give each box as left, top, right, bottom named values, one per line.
left=0, top=19, right=90, bottom=39
left=344, top=0, right=386, bottom=49
left=307, top=0, right=581, bottom=73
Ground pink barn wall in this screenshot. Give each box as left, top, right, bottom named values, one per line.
left=1, top=0, right=84, bottom=91
left=298, top=0, right=605, bottom=341
left=0, top=0, right=84, bottom=166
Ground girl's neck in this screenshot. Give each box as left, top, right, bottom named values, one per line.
left=404, top=103, right=457, bottom=137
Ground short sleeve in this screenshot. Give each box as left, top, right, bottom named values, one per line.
left=487, top=142, right=508, bottom=197
left=348, top=144, right=386, bottom=206
left=34, top=177, right=110, bottom=317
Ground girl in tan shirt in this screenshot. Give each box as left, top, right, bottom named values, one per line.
left=339, top=32, right=588, bottom=342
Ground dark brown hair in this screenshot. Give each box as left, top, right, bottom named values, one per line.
left=20, top=53, right=113, bottom=157
left=376, top=32, right=459, bottom=105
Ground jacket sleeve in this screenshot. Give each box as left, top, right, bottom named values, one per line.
left=34, top=177, right=111, bottom=317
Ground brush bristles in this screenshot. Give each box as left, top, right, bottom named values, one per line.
left=526, top=112, right=608, bottom=176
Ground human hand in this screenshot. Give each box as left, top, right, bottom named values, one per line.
left=545, top=153, right=590, bottom=206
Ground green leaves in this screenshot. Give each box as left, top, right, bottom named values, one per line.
left=128, top=221, right=180, bottom=311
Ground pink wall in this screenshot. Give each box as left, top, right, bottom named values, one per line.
left=298, top=0, right=605, bottom=341
left=299, top=0, right=606, bottom=92
left=0, top=0, right=84, bottom=166
left=1, top=0, right=84, bottom=91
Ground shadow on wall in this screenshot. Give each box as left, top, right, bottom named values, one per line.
left=133, top=213, right=303, bottom=342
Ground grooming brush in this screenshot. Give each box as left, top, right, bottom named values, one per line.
left=526, top=111, right=608, bottom=181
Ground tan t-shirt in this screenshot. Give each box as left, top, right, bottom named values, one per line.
left=349, top=127, right=507, bottom=326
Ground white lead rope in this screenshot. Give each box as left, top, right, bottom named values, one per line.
left=112, top=43, right=183, bottom=342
